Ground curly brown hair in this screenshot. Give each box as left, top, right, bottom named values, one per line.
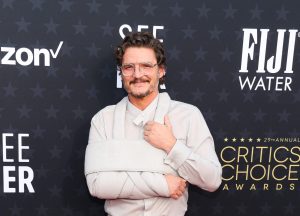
left=115, top=32, right=166, bottom=85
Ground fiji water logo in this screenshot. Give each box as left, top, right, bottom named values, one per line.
left=239, top=29, right=298, bottom=91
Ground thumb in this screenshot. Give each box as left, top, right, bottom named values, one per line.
left=164, top=115, right=172, bottom=128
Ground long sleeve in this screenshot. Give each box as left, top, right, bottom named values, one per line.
left=85, top=110, right=170, bottom=199
left=164, top=107, right=222, bottom=192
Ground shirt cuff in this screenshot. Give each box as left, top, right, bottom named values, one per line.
left=164, top=140, right=192, bottom=170
left=160, top=174, right=171, bottom=197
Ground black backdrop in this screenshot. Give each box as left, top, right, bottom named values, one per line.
left=0, top=0, right=299, bottom=215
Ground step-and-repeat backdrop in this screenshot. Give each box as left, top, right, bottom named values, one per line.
left=0, top=0, right=299, bottom=215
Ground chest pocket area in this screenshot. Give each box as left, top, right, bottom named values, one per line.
left=168, top=113, right=189, bottom=146
left=176, top=137, right=187, bottom=147
left=172, top=125, right=188, bottom=146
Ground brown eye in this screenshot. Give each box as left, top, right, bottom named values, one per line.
left=123, top=65, right=134, bottom=70
left=141, top=63, right=152, bottom=69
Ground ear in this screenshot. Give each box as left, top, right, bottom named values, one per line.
left=119, top=71, right=123, bottom=81
left=158, top=66, right=165, bottom=78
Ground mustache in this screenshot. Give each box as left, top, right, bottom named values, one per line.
left=130, top=78, right=150, bottom=85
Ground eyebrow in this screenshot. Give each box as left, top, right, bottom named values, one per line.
left=122, top=61, right=154, bottom=65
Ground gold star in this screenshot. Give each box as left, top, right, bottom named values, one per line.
left=256, top=138, right=261, bottom=142
left=232, top=138, right=237, bottom=142
left=240, top=138, right=245, bottom=142
left=248, top=138, right=253, bottom=142
left=224, top=137, right=228, bottom=142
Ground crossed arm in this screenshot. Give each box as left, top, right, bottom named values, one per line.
left=85, top=109, right=222, bottom=200
left=86, top=171, right=187, bottom=200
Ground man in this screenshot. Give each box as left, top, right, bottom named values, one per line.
left=85, top=32, right=222, bottom=216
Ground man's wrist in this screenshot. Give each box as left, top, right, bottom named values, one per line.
left=164, top=137, right=176, bottom=153
left=164, top=140, right=192, bottom=170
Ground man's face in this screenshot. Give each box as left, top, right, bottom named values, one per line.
left=121, top=47, right=164, bottom=99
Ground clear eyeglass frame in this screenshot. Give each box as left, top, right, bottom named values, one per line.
left=119, top=62, right=158, bottom=76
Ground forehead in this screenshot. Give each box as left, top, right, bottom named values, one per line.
left=123, top=47, right=156, bottom=63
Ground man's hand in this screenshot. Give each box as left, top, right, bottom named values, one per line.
left=144, top=115, right=176, bottom=153
left=165, top=174, right=187, bottom=199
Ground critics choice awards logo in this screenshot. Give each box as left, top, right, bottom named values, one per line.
left=220, top=137, right=300, bottom=191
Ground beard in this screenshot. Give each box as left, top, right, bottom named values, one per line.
left=122, top=70, right=161, bottom=99
left=130, top=77, right=152, bottom=98
left=131, top=88, right=151, bottom=98
left=124, top=76, right=157, bottom=99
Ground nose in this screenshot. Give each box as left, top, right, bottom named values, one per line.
left=132, top=65, right=143, bottom=78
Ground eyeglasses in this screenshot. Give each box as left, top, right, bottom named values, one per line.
left=119, top=62, right=158, bottom=76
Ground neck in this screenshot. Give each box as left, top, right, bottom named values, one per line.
left=128, top=91, right=159, bottom=110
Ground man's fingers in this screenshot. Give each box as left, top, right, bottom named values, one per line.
left=165, top=174, right=188, bottom=199
left=171, top=194, right=179, bottom=199
left=143, top=125, right=151, bottom=131
left=144, top=121, right=155, bottom=126
left=143, top=130, right=150, bottom=136
left=171, top=189, right=183, bottom=199
left=144, top=134, right=152, bottom=142
left=164, top=115, right=172, bottom=128
left=178, top=180, right=186, bottom=192
left=179, top=185, right=185, bottom=192
left=144, top=121, right=156, bottom=131
left=176, top=191, right=182, bottom=197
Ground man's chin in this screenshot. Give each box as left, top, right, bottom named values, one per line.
left=130, top=89, right=152, bottom=98
left=131, top=92, right=150, bottom=98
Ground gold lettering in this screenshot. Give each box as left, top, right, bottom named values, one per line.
left=249, top=184, right=256, bottom=190
left=222, top=184, right=229, bottom=190
left=236, top=165, right=249, bottom=180
left=276, top=183, right=282, bottom=190
left=273, top=146, right=288, bottom=163
left=272, top=164, right=287, bottom=180
left=288, top=164, right=299, bottom=180
left=235, top=184, right=244, bottom=190
left=237, top=146, right=248, bottom=163
left=221, top=164, right=235, bottom=181
left=263, top=184, right=269, bottom=190
left=250, top=164, right=266, bottom=181
left=220, top=146, right=236, bottom=163
left=290, top=146, right=300, bottom=163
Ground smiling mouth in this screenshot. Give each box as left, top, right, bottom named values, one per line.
left=130, top=79, right=150, bottom=85
left=132, top=82, right=149, bottom=88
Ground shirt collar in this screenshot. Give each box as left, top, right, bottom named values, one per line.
left=127, top=94, right=159, bottom=127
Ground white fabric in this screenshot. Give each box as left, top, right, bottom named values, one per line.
left=85, top=93, right=175, bottom=175
left=85, top=139, right=175, bottom=174
left=84, top=93, right=222, bottom=216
